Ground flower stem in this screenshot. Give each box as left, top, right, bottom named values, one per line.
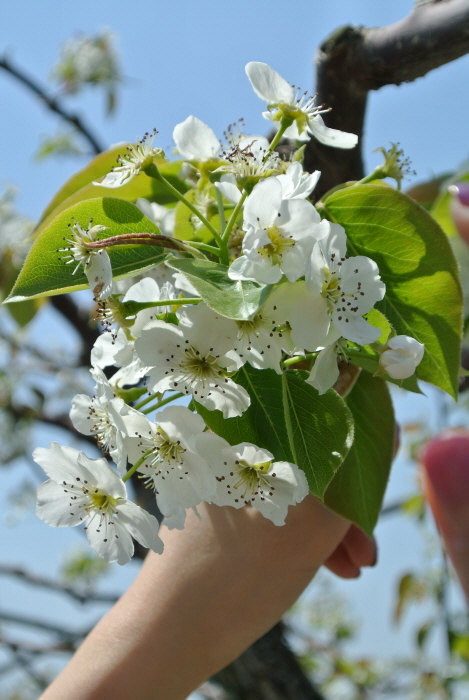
left=222, top=190, right=247, bottom=245
left=282, top=352, right=318, bottom=368
left=133, top=392, right=161, bottom=410
left=141, top=391, right=185, bottom=415
left=215, top=186, right=226, bottom=231
left=122, top=449, right=154, bottom=483
left=144, top=163, right=224, bottom=248
left=188, top=241, right=222, bottom=257
left=266, top=117, right=292, bottom=156
left=123, top=298, right=202, bottom=315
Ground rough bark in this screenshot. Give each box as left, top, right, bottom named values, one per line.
left=212, top=623, right=324, bottom=700
left=306, top=0, right=469, bottom=197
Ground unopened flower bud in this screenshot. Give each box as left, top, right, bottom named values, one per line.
left=380, top=335, right=424, bottom=379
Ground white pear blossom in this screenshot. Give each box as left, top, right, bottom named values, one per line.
left=91, top=327, right=134, bottom=370
left=284, top=224, right=385, bottom=350
left=134, top=304, right=250, bottom=418
left=228, top=177, right=329, bottom=285
left=34, top=443, right=163, bottom=565
left=118, top=406, right=217, bottom=528
left=122, top=277, right=177, bottom=337
left=57, top=219, right=112, bottom=300
left=173, top=115, right=221, bottom=161
left=91, top=278, right=178, bottom=386
left=91, top=328, right=147, bottom=388
left=226, top=286, right=296, bottom=374
left=245, top=62, right=358, bottom=149
left=217, top=135, right=282, bottom=183
left=197, top=435, right=309, bottom=525
left=70, top=368, right=130, bottom=474
left=94, top=129, right=163, bottom=188
left=136, top=198, right=176, bottom=236
left=380, top=335, right=424, bottom=379
left=275, top=162, right=321, bottom=200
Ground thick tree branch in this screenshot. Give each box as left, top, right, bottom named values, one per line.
left=305, top=0, right=469, bottom=196
left=0, top=54, right=105, bottom=155
left=213, top=622, right=324, bottom=700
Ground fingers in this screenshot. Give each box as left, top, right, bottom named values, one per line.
left=324, top=524, right=377, bottom=579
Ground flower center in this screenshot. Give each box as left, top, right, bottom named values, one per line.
left=259, top=226, right=293, bottom=265
left=236, top=316, right=262, bottom=340
left=180, top=346, right=224, bottom=381
left=321, top=268, right=342, bottom=309
left=232, top=459, right=273, bottom=498
left=95, top=295, right=135, bottom=333
left=87, top=403, right=117, bottom=453
left=153, top=426, right=186, bottom=463
left=88, top=491, right=118, bottom=514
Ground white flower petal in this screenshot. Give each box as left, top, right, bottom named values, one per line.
left=116, top=501, right=163, bottom=554
left=36, top=480, right=87, bottom=528
left=215, top=177, right=242, bottom=205
left=306, top=345, right=340, bottom=395
left=69, top=394, right=93, bottom=434
left=245, top=62, right=295, bottom=104
left=86, top=512, right=134, bottom=565
left=309, top=115, right=358, bottom=149
left=33, top=443, right=95, bottom=484
left=335, top=315, right=381, bottom=346
left=244, top=177, right=282, bottom=229
left=173, top=116, right=220, bottom=161
left=85, top=250, right=113, bottom=300
left=228, top=255, right=283, bottom=284
left=76, top=452, right=127, bottom=499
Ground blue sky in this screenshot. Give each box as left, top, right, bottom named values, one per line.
left=1, top=0, right=469, bottom=220
left=1, top=0, right=469, bottom=695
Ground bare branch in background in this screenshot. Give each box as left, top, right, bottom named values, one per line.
left=0, top=565, right=119, bottom=604
left=0, top=54, right=105, bottom=155
left=0, top=609, right=90, bottom=640
left=306, top=0, right=469, bottom=196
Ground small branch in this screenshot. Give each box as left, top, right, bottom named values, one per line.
left=0, top=609, right=89, bottom=639
left=305, top=0, right=469, bottom=196
left=0, top=54, right=105, bottom=155
left=4, top=643, right=49, bottom=692
left=85, top=232, right=183, bottom=252
left=0, top=565, right=119, bottom=605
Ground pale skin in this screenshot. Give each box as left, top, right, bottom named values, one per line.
left=38, top=496, right=376, bottom=700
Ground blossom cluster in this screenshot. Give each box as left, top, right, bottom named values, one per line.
left=35, top=61, right=424, bottom=565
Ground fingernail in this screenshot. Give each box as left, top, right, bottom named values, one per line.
left=371, top=541, right=378, bottom=566
left=449, top=182, right=469, bottom=206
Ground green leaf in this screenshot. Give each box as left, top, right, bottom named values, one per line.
left=323, top=371, right=395, bottom=536
left=325, top=184, right=463, bottom=398
left=196, top=365, right=354, bottom=498
left=173, top=186, right=227, bottom=244
left=0, top=255, right=44, bottom=325
left=6, top=198, right=169, bottom=302
left=365, top=308, right=391, bottom=344
left=37, top=149, right=187, bottom=236
left=431, top=170, right=469, bottom=237
left=166, top=258, right=272, bottom=320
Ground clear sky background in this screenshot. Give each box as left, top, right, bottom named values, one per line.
left=1, top=0, right=469, bottom=697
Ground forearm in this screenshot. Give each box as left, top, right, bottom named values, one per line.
left=40, top=497, right=349, bottom=700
